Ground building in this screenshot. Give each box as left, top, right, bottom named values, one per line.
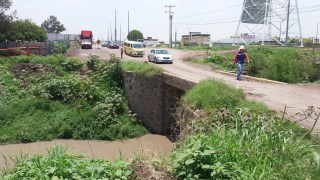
left=181, top=32, right=211, bottom=46
left=137, top=37, right=160, bottom=46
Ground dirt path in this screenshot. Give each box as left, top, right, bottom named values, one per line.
left=77, top=46, right=320, bottom=133
left=0, top=134, right=173, bottom=169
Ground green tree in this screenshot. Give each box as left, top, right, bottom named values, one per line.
left=0, top=0, right=13, bottom=42
left=127, top=29, right=143, bottom=41
left=7, top=19, right=47, bottom=41
left=41, top=15, right=66, bottom=33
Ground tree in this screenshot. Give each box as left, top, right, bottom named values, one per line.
left=0, top=0, right=13, bottom=42
left=41, top=15, right=66, bottom=33
left=127, top=30, right=143, bottom=41
left=7, top=19, right=47, bottom=42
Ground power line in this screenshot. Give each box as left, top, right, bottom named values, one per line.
left=176, top=4, right=242, bottom=19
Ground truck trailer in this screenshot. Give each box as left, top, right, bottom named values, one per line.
left=80, top=30, right=93, bottom=49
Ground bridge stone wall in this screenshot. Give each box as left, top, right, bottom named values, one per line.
left=124, top=72, right=196, bottom=134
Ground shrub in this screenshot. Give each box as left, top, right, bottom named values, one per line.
left=2, top=146, right=133, bottom=179
left=96, top=55, right=124, bottom=87
left=87, top=54, right=101, bottom=71
left=204, top=53, right=234, bottom=70
left=93, top=91, right=127, bottom=128
left=58, top=57, right=83, bottom=72
left=38, top=77, right=96, bottom=103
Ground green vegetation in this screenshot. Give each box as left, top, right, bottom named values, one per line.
left=6, top=19, right=47, bottom=42
left=0, top=55, right=147, bottom=144
left=192, top=46, right=320, bottom=83
left=183, top=80, right=245, bottom=110
left=169, top=79, right=320, bottom=179
left=127, top=29, right=144, bottom=41
left=121, top=61, right=164, bottom=77
left=2, top=146, right=132, bottom=179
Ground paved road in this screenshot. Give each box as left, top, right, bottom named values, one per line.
left=74, top=46, right=320, bottom=133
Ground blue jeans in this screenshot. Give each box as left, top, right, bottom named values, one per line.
left=237, top=63, right=244, bottom=80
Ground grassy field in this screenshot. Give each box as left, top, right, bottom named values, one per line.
left=191, top=46, right=320, bottom=83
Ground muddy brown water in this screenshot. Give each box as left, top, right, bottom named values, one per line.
left=0, top=134, right=174, bottom=170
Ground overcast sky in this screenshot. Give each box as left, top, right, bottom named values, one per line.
left=10, top=0, right=320, bottom=42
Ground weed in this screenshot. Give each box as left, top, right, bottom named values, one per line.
left=2, top=146, right=133, bottom=179
left=121, top=61, right=164, bottom=77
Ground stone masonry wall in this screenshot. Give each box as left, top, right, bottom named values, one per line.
left=124, top=72, right=165, bottom=134
left=124, top=72, right=195, bottom=134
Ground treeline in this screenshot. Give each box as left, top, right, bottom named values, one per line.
left=0, top=0, right=66, bottom=43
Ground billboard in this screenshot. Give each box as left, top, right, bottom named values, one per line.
left=241, top=0, right=270, bottom=24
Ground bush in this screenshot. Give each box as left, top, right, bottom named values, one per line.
left=96, top=55, right=124, bottom=87
left=87, top=54, right=101, bottom=71
left=93, top=91, right=127, bottom=128
left=38, top=76, right=97, bottom=103
left=2, top=146, right=133, bottom=179
left=247, top=47, right=320, bottom=83
left=204, top=53, right=235, bottom=70
left=58, top=57, right=83, bottom=72
left=0, top=55, right=147, bottom=143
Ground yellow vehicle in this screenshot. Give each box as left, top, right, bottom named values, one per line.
left=123, top=41, right=145, bottom=57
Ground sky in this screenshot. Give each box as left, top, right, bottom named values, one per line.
left=10, top=0, right=320, bottom=42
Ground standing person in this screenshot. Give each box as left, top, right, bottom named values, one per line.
left=120, top=44, right=124, bottom=59
left=234, top=46, right=249, bottom=81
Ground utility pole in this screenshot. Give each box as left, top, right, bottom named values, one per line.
left=120, top=23, right=122, bottom=42
left=175, top=28, right=177, bottom=48
left=110, top=22, right=113, bottom=41
left=285, top=0, right=291, bottom=47
left=316, top=23, right=320, bottom=44
left=165, top=5, right=175, bottom=48
left=115, top=10, right=117, bottom=42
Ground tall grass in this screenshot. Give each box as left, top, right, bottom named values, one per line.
left=183, top=79, right=245, bottom=110
left=121, top=61, right=164, bottom=77
left=171, top=79, right=320, bottom=179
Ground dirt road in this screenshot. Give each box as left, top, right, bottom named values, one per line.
left=75, top=46, right=320, bottom=133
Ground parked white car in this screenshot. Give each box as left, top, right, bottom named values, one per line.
left=148, top=49, right=173, bottom=64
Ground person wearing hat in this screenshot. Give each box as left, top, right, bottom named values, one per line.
left=234, top=46, right=250, bottom=81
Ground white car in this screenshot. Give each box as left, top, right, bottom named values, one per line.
left=148, top=49, right=173, bottom=64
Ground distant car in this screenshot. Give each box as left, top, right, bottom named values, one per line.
left=101, top=41, right=109, bottom=47
left=148, top=49, right=173, bottom=64
left=107, top=41, right=120, bottom=49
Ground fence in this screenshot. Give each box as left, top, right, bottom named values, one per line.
left=0, top=42, right=48, bottom=56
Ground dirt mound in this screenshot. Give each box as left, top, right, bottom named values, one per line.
left=131, top=161, right=174, bottom=180
left=181, top=51, right=206, bottom=61
left=10, top=63, right=52, bottom=76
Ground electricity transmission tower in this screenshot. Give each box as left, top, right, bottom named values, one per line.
left=165, top=5, right=175, bottom=48
left=233, top=0, right=303, bottom=47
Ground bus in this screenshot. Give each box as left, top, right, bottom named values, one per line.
left=123, top=41, right=145, bottom=57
